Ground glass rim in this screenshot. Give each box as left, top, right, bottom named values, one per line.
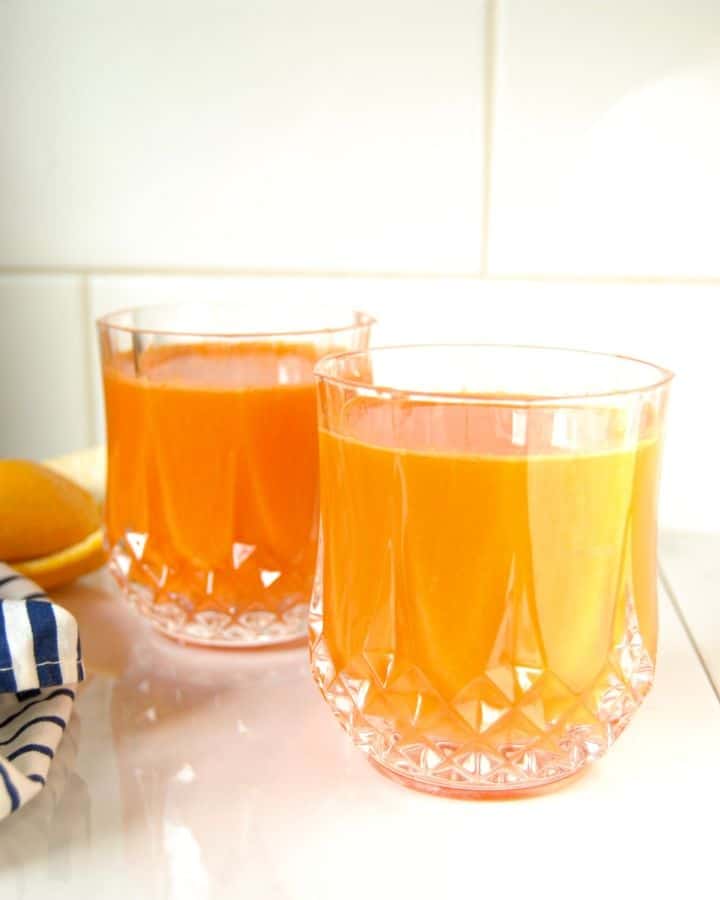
left=314, top=343, right=675, bottom=405
left=96, top=301, right=376, bottom=340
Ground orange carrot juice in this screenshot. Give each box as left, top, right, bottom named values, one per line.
left=315, top=398, right=662, bottom=787
left=103, top=341, right=320, bottom=638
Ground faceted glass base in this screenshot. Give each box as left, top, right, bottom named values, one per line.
left=369, top=757, right=587, bottom=800
left=109, top=536, right=309, bottom=648
left=309, top=582, right=655, bottom=796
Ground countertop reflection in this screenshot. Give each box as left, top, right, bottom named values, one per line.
left=0, top=565, right=718, bottom=900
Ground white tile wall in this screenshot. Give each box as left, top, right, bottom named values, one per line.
left=0, top=0, right=485, bottom=273
left=489, top=0, right=720, bottom=277
left=0, top=278, right=91, bottom=459
left=1, top=3, right=719, bottom=534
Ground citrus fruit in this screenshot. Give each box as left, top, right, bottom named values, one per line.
left=45, top=445, right=106, bottom=505
left=14, top=529, right=106, bottom=590
left=0, top=459, right=105, bottom=588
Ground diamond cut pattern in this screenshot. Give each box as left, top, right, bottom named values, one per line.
left=309, top=562, right=656, bottom=794
left=110, top=532, right=309, bottom=646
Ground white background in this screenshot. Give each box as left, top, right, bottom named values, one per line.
left=1, top=1, right=719, bottom=533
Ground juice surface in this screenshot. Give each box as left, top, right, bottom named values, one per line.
left=104, top=341, right=320, bottom=613
left=318, top=400, right=661, bottom=738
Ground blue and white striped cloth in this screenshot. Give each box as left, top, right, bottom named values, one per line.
left=0, top=563, right=83, bottom=818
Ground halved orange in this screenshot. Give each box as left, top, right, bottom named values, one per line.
left=45, top=446, right=106, bottom=505
left=0, top=458, right=106, bottom=589
left=14, top=529, right=106, bottom=590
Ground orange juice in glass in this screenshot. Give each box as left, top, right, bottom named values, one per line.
left=98, top=302, right=373, bottom=647
left=312, top=345, right=672, bottom=796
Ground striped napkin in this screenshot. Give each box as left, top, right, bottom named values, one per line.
left=0, top=564, right=84, bottom=818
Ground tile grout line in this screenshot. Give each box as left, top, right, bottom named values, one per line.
left=659, top=565, right=720, bottom=703
left=480, top=0, right=498, bottom=276
left=476, top=273, right=720, bottom=286
left=2, top=267, right=720, bottom=286
left=78, top=275, right=99, bottom=447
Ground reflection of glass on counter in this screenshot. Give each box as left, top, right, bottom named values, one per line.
left=108, top=622, right=308, bottom=895
left=38, top=571, right=317, bottom=897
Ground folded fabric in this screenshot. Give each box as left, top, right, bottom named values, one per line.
left=0, top=710, right=85, bottom=869
left=0, top=564, right=84, bottom=819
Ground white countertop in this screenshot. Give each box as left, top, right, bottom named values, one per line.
left=1, top=533, right=718, bottom=900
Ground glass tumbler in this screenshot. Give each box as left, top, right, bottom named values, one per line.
left=98, top=301, right=373, bottom=648
left=312, top=345, right=672, bottom=797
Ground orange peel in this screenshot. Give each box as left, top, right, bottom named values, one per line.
left=13, top=529, right=105, bottom=590
left=0, top=457, right=106, bottom=589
